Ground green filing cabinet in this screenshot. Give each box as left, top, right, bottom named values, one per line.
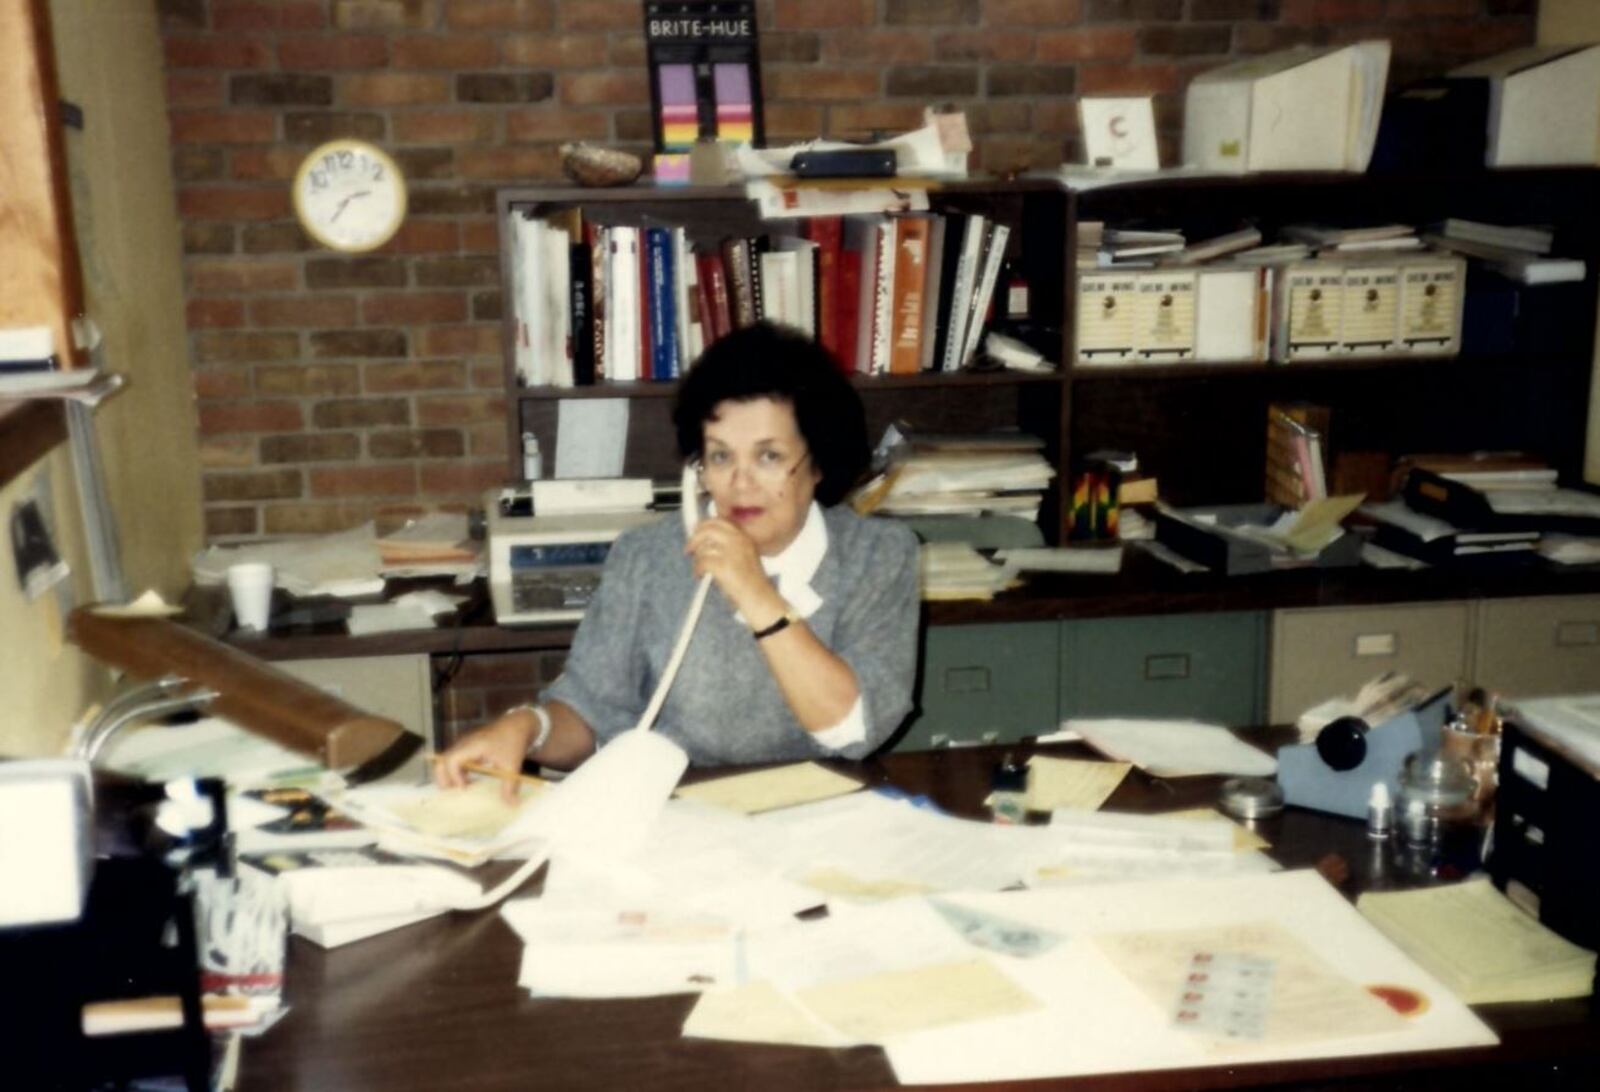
left=1060, top=612, right=1268, bottom=727
left=900, top=621, right=1060, bottom=750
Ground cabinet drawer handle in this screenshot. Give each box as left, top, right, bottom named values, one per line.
left=943, top=666, right=991, bottom=694
left=1555, top=621, right=1599, bottom=648
left=1354, top=632, right=1397, bottom=657
left=1144, top=653, right=1190, bottom=681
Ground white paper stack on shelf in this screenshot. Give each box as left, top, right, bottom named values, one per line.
left=1423, top=219, right=1587, bottom=285
left=191, top=523, right=386, bottom=598
left=918, top=542, right=1021, bottom=601
left=874, top=450, right=1056, bottom=522
left=376, top=511, right=481, bottom=579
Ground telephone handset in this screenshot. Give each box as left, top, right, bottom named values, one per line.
left=681, top=460, right=703, bottom=538
left=475, top=467, right=713, bottom=895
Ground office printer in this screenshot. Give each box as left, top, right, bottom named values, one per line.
left=486, top=480, right=662, bottom=626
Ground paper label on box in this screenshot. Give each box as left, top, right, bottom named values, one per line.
left=1340, top=267, right=1399, bottom=354
left=1134, top=273, right=1196, bottom=361
left=1285, top=268, right=1343, bottom=357
left=1399, top=264, right=1460, bottom=352
left=1076, top=274, right=1139, bottom=363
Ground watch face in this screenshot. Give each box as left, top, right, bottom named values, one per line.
left=293, top=140, right=406, bottom=252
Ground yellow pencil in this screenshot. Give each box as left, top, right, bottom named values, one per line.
left=430, top=755, right=546, bottom=789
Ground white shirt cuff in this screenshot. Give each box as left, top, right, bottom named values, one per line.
left=809, top=695, right=868, bottom=752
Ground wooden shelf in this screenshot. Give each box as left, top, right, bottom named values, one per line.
left=513, top=366, right=1065, bottom=401
left=1066, top=352, right=1557, bottom=381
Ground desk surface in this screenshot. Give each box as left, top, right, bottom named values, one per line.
left=239, top=743, right=1599, bottom=1091
left=201, top=552, right=1600, bottom=663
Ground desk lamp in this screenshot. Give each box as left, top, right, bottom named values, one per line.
left=67, top=607, right=412, bottom=774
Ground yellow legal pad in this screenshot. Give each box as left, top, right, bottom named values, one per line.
left=674, top=761, right=865, bottom=815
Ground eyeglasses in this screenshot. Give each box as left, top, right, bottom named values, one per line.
left=693, top=449, right=810, bottom=486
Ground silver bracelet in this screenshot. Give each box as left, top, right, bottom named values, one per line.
left=507, top=703, right=553, bottom=756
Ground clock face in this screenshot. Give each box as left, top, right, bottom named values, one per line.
left=292, top=140, right=407, bottom=253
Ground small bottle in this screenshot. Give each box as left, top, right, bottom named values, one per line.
left=1367, top=780, right=1393, bottom=840
left=989, top=753, right=1028, bottom=825
left=522, top=431, right=543, bottom=481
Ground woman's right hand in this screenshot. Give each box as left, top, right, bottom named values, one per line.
left=433, top=709, right=538, bottom=801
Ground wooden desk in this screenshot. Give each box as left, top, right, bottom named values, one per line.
left=238, top=744, right=1600, bottom=1091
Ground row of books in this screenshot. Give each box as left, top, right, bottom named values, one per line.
left=506, top=207, right=1018, bottom=387
left=1265, top=404, right=1329, bottom=510
left=1076, top=253, right=1467, bottom=366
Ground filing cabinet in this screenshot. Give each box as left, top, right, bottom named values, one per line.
left=902, top=621, right=1059, bottom=749
left=1473, top=595, right=1600, bottom=698
left=278, top=654, right=434, bottom=740
left=1061, top=611, right=1268, bottom=727
left=1269, top=601, right=1472, bottom=724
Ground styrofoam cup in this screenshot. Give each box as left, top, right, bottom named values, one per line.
left=226, top=562, right=275, bottom=631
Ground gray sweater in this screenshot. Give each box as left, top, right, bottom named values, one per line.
left=543, top=506, right=920, bottom=766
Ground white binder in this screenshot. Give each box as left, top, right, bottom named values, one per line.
left=1194, top=265, right=1270, bottom=363
left=1075, top=271, right=1139, bottom=365
left=1338, top=264, right=1400, bottom=357
left=1132, top=270, right=1196, bottom=363
left=1396, top=255, right=1465, bottom=356
left=1451, top=44, right=1600, bottom=167
left=1274, top=262, right=1345, bottom=362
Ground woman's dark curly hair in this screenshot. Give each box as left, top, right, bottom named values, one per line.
left=672, top=322, right=870, bottom=506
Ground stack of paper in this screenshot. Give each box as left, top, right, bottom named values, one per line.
left=336, top=779, right=547, bottom=867
left=191, top=523, right=386, bottom=598
left=872, top=451, right=1056, bottom=522
left=243, top=845, right=478, bottom=948
left=917, top=542, right=1021, bottom=601
left=1357, top=878, right=1596, bottom=1004
left=1069, top=718, right=1278, bottom=777
left=376, top=511, right=480, bottom=577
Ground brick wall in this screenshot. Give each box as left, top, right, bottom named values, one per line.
left=158, top=0, right=1535, bottom=735
left=159, top=0, right=1537, bottom=543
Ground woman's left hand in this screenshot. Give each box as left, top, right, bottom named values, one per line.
left=685, top=517, right=782, bottom=619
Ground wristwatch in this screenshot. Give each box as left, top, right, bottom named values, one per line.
left=752, top=610, right=798, bottom=640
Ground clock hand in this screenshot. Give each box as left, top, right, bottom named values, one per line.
left=328, top=191, right=372, bottom=223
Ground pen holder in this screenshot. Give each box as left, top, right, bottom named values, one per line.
left=1440, top=722, right=1500, bottom=816
left=1067, top=464, right=1119, bottom=543
left=193, top=866, right=286, bottom=1001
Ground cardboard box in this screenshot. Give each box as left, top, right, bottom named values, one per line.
left=1450, top=44, right=1600, bottom=167
left=1183, top=42, right=1391, bottom=173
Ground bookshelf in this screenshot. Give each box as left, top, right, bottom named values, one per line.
left=1065, top=169, right=1600, bottom=507
left=495, top=180, right=1074, bottom=541
left=497, top=170, right=1599, bottom=549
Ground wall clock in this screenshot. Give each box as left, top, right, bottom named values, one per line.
left=291, top=139, right=407, bottom=253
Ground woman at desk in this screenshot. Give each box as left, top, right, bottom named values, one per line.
left=436, top=322, right=920, bottom=785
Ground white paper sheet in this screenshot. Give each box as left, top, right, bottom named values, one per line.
left=554, top=398, right=628, bottom=478
left=884, top=871, right=1498, bottom=1085
left=1071, top=718, right=1277, bottom=777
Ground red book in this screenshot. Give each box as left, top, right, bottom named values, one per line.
left=803, top=216, right=843, bottom=362
left=691, top=251, right=718, bottom=350
left=697, top=251, right=733, bottom=341
left=887, top=216, right=931, bottom=375
left=836, top=245, right=862, bottom=375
